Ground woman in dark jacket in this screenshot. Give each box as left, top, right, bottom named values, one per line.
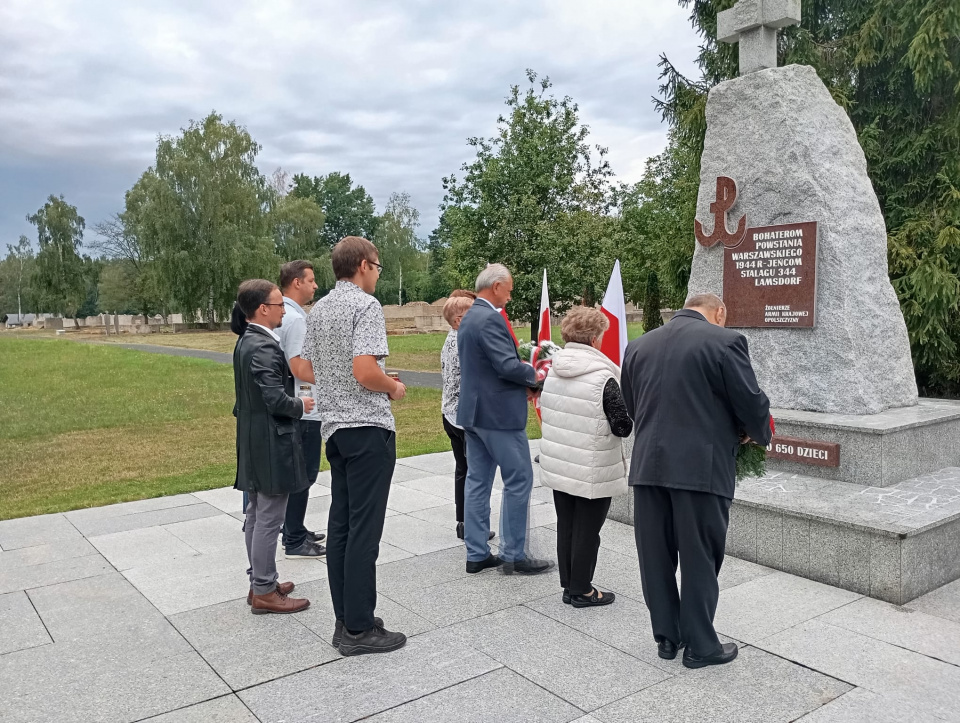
left=232, top=279, right=312, bottom=614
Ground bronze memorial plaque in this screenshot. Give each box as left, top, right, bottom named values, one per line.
left=723, top=221, right=818, bottom=328
left=766, top=436, right=840, bottom=468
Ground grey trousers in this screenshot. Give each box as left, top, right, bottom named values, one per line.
left=244, top=490, right=288, bottom=595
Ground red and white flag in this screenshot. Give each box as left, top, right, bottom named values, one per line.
left=537, top=268, right=552, bottom=347
left=600, top=260, right=627, bottom=367
left=499, top=308, right=520, bottom=347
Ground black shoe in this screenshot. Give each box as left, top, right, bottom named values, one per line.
left=682, top=642, right=739, bottom=669
left=284, top=541, right=326, bottom=559
left=333, top=617, right=383, bottom=648
left=466, top=554, right=503, bottom=574
left=562, top=589, right=571, bottom=605
left=658, top=639, right=685, bottom=660
left=570, top=588, right=615, bottom=608
left=534, top=455, right=540, bottom=464
left=457, top=522, right=495, bottom=541
left=306, top=530, right=326, bottom=543
left=338, top=623, right=407, bottom=656
left=501, top=557, right=554, bottom=575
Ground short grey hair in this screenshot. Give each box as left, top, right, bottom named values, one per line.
left=475, top=263, right=512, bottom=292
left=684, top=292, right=725, bottom=312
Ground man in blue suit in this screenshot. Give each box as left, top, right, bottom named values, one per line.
left=456, top=263, right=554, bottom=575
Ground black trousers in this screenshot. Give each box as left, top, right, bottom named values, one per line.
left=325, top=426, right=396, bottom=632
left=553, top=490, right=611, bottom=595
left=282, top=419, right=322, bottom=550
left=633, top=485, right=731, bottom=657
left=442, top=416, right=467, bottom=523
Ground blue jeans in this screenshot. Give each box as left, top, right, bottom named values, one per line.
left=463, top=427, right=533, bottom=563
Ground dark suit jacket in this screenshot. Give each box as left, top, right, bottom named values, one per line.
left=233, top=324, right=309, bottom=495
left=621, top=309, right=771, bottom=499
left=456, top=299, right=538, bottom=431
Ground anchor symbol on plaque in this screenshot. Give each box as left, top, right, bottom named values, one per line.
left=695, top=176, right=748, bottom=249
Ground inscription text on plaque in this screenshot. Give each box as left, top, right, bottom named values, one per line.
left=766, top=435, right=840, bottom=468
left=723, top=221, right=818, bottom=328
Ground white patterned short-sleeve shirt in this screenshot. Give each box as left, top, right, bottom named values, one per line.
left=301, top=280, right=395, bottom=440
left=440, top=329, right=462, bottom=427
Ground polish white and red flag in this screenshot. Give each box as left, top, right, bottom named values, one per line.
left=599, top=260, right=628, bottom=367
left=499, top=308, right=520, bottom=347
left=537, top=268, right=552, bottom=348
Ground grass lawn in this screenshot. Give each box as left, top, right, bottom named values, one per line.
left=77, top=321, right=647, bottom=372
left=0, top=336, right=540, bottom=521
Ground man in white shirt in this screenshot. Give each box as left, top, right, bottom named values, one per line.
left=276, top=260, right=326, bottom=559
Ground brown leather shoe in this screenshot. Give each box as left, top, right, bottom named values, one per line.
left=250, top=589, right=309, bottom=615
left=247, top=581, right=294, bottom=605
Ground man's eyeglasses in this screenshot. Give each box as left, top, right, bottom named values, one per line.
left=262, top=303, right=286, bottom=309
left=367, top=260, right=383, bottom=274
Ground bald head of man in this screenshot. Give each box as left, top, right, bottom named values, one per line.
left=684, top=293, right=726, bottom=327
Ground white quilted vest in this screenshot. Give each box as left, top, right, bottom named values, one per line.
left=539, top=343, right=628, bottom=499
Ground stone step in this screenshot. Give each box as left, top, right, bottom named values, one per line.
left=767, top=398, right=960, bottom=487
left=607, top=467, right=960, bottom=605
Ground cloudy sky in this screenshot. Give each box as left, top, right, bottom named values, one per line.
left=0, top=0, right=702, bottom=251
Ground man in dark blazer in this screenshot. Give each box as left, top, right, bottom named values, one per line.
left=621, top=292, right=771, bottom=668
left=233, top=279, right=313, bottom=615
left=456, top=263, right=553, bottom=575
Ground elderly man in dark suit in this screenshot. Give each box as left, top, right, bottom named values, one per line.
left=456, top=263, right=553, bottom=575
left=621, top=292, right=771, bottom=669
left=232, top=278, right=313, bottom=615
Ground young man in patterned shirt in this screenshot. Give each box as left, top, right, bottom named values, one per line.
left=301, top=236, right=408, bottom=656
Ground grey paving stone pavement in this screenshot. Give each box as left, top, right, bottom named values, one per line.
left=0, top=512, right=85, bottom=551
left=594, top=645, right=851, bottom=723
left=363, top=667, right=583, bottom=722
left=0, top=552, right=113, bottom=594
left=906, top=575, right=960, bottom=623
left=795, top=687, right=955, bottom=722
left=447, top=605, right=670, bottom=711
left=758, top=619, right=960, bottom=719
left=0, top=591, right=51, bottom=655
left=713, top=571, right=862, bottom=644
left=170, top=596, right=339, bottom=690
left=238, top=629, right=502, bottom=722
left=141, top=695, right=260, bottom=722
left=1, top=446, right=958, bottom=722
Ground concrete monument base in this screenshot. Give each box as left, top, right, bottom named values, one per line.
left=608, top=399, right=960, bottom=604
left=768, top=399, right=960, bottom=487
left=731, top=468, right=960, bottom=605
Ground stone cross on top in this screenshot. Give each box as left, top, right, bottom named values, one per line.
left=718, top=0, right=801, bottom=75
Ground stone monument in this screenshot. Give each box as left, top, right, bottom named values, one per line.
left=608, top=0, right=960, bottom=606
left=687, top=0, right=917, bottom=415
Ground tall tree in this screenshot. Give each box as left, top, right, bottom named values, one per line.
left=269, top=195, right=326, bottom=261
left=373, top=192, right=428, bottom=305
left=291, top=172, right=380, bottom=247
left=424, top=212, right=456, bottom=302
left=28, top=195, right=87, bottom=323
left=130, top=112, right=276, bottom=325
left=91, top=213, right=163, bottom=318
left=5, top=236, right=34, bottom=319
left=97, top=259, right=139, bottom=313
left=642, top=270, right=664, bottom=333
left=77, top=255, right=104, bottom=317
left=440, top=70, right=616, bottom=339
left=619, top=131, right=700, bottom=309
left=656, top=0, right=960, bottom=393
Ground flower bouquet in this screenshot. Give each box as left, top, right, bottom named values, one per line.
left=735, top=415, right=776, bottom=481
left=518, top=340, right=560, bottom=363
left=519, top=341, right=560, bottom=421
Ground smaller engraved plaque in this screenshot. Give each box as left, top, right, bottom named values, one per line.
left=723, top=221, right=818, bottom=328
left=766, top=436, right=840, bottom=468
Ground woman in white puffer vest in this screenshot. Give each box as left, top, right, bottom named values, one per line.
left=539, top=306, right=633, bottom=608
